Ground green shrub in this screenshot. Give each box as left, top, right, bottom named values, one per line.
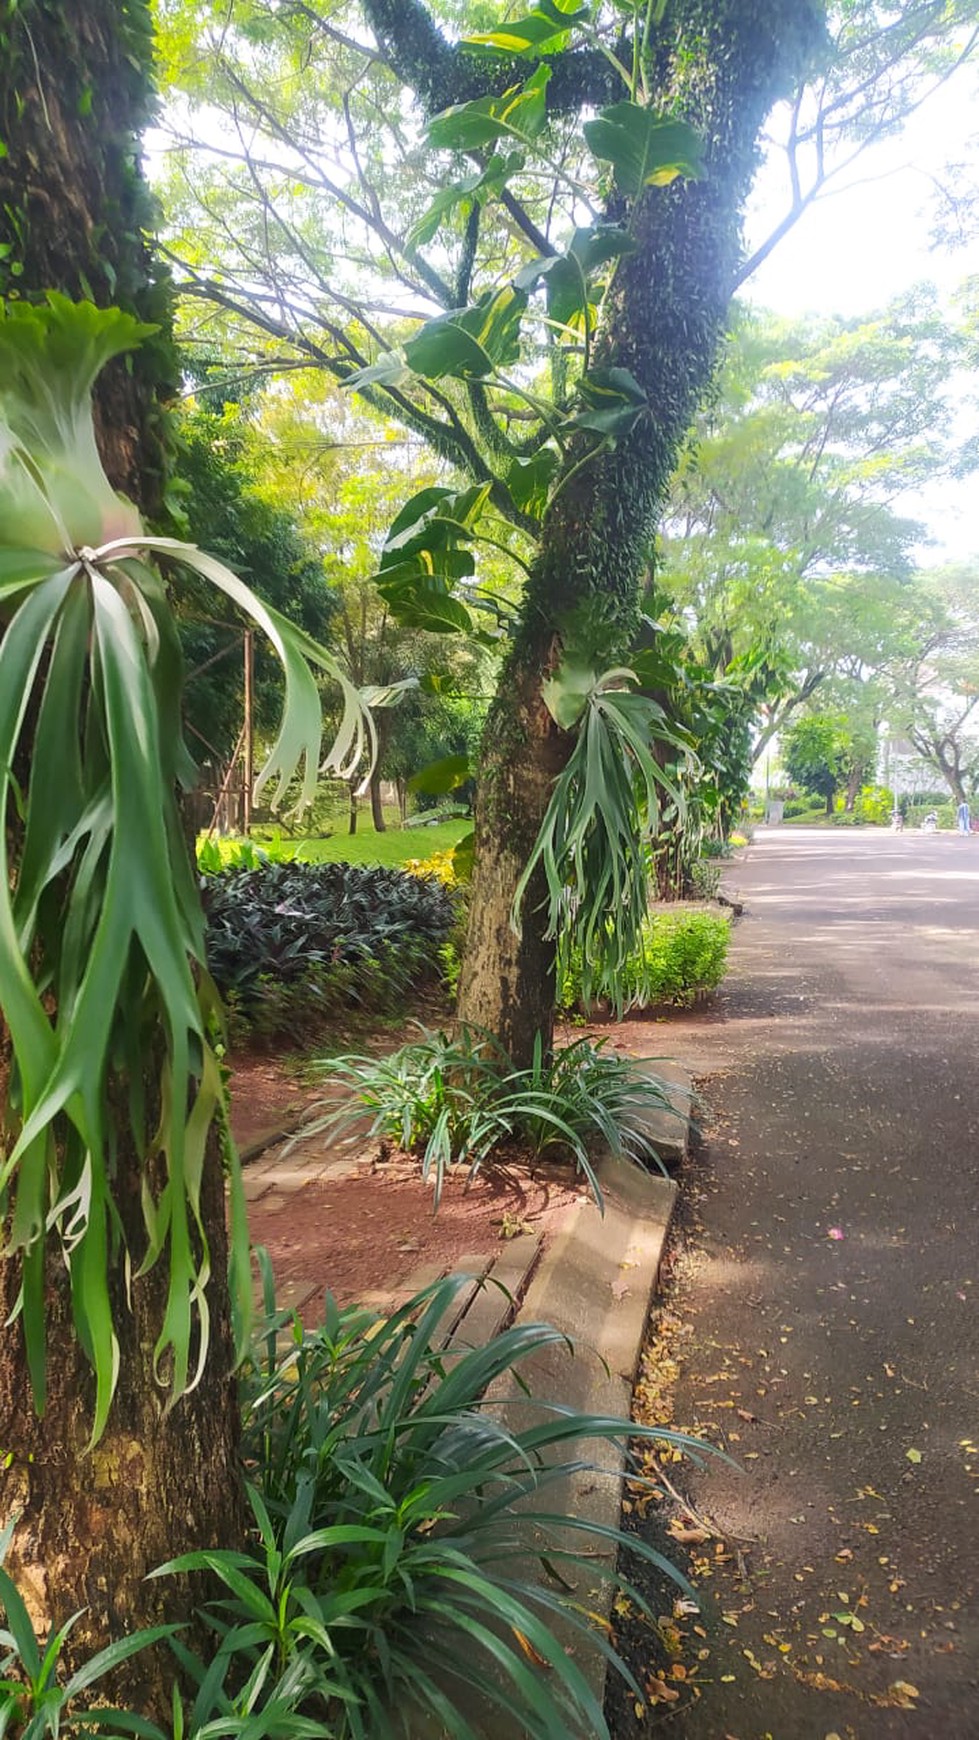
left=438, top=937, right=462, bottom=1000
left=303, top=1027, right=682, bottom=1205
left=183, top=1271, right=713, bottom=1740
left=697, top=837, right=734, bottom=860
left=196, top=832, right=298, bottom=874
left=905, top=800, right=956, bottom=829
left=202, top=860, right=457, bottom=1037
left=559, top=907, right=730, bottom=1013
left=0, top=1268, right=719, bottom=1740
left=853, top=784, right=894, bottom=824
left=687, top=857, right=722, bottom=899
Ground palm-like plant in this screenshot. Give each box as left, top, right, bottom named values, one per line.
left=0, top=295, right=373, bottom=1439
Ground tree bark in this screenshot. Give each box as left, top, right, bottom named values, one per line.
left=0, top=0, right=176, bottom=515
left=370, top=769, right=387, bottom=832
left=457, top=0, right=823, bottom=1063
left=0, top=1129, right=243, bottom=1705
left=0, top=0, right=244, bottom=1701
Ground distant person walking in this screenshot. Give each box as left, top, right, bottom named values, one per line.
left=957, top=799, right=971, bottom=834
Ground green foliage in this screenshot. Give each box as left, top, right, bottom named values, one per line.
left=781, top=713, right=852, bottom=810
left=201, top=861, right=457, bottom=1037
left=687, top=857, right=722, bottom=900
left=0, top=298, right=371, bottom=1437
left=152, top=1267, right=710, bottom=1740
left=905, top=801, right=956, bottom=830
left=559, top=907, right=731, bottom=1014
left=304, top=1027, right=681, bottom=1208
left=582, top=104, right=703, bottom=197
left=515, top=665, right=690, bottom=1013
left=171, top=399, right=338, bottom=766
left=196, top=834, right=298, bottom=875
left=658, top=295, right=970, bottom=764
left=0, top=1270, right=719, bottom=1739
left=853, top=784, right=894, bottom=825
left=629, top=606, right=759, bottom=888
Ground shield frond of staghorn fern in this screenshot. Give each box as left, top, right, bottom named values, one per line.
left=0, top=295, right=374, bottom=1441
left=513, top=663, right=695, bottom=1012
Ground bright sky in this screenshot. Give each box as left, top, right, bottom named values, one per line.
left=744, top=71, right=979, bottom=320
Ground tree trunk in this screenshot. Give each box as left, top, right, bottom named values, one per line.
left=456, top=664, right=567, bottom=1062
left=348, top=779, right=359, bottom=834
left=0, top=0, right=243, bottom=1702
left=0, top=0, right=176, bottom=515
left=0, top=1131, right=244, bottom=1706
left=825, top=789, right=835, bottom=815
left=457, top=0, right=821, bottom=1064
left=370, top=769, right=387, bottom=832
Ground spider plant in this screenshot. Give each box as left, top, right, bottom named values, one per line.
left=0, top=295, right=374, bottom=1438
left=302, top=1024, right=679, bottom=1206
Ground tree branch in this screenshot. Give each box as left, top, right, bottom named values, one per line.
left=360, top=0, right=623, bottom=117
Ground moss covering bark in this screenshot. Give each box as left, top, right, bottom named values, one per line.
left=442, top=0, right=825, bottom=1061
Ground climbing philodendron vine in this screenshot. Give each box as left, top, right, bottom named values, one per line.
left=0, top=296, right=373, bottom=1441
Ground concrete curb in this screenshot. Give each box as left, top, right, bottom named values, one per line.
left=492, top=1066, right=691, bottom=1729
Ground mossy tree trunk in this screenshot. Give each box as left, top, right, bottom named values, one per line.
left=0, top=0, right=244, bottom=1702
left=457, top=0, right=822, bottom=1064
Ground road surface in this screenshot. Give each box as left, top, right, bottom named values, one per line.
left=613, top=827, right=979, bottom=1740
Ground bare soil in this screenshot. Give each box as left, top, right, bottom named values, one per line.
left=246, top=1149, right=584, bottom=1313
left=227, top=1046, right=585, bottom=1315
left=226, top=1049, right=323, bottom=1152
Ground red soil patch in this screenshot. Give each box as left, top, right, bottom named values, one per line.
left=227, top=1049, right=326, bottom=1152
left=247, top=1151, right=584, bottom=1314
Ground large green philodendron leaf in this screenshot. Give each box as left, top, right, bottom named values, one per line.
left=0, top=297, right=375, bottom=1440
left=464, top=0, right=589, bottom=58
left=426, top=64, right=551, bottom=153
left=583, top=103, right=704, bottom=199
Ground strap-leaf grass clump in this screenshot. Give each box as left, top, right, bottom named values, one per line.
left=0, top=295, right=373, bottom=1441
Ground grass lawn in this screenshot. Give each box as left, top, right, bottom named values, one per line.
left=289, top=817, right=470, bottom=868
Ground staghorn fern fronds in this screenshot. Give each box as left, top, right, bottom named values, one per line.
left=0, top=296, right=375, bottom=1440
left=513, top=663, right=696, bottom=1013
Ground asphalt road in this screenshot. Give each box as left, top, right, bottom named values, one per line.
left=615, top=827, right=979, bottom=1740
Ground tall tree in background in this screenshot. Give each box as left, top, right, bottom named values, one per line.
left=884, top=565, right=979, bottom=803
left=658, top=293, right=969, bottom=759
left=0, top=0, right=244, bottom=1693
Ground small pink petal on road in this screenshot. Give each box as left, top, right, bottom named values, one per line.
left=827, top=1227, right=845, bottom=1240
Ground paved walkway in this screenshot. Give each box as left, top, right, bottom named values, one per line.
left=631, top=828, right=979, bottom=1740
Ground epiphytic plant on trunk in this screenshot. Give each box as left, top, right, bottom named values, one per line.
left=0, top=294, right=372, bottom=1439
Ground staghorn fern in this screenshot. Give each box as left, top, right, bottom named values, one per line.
left=513, top=662, right=695, bottom=1012
left=0, top=295, right=374, bottom=1440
